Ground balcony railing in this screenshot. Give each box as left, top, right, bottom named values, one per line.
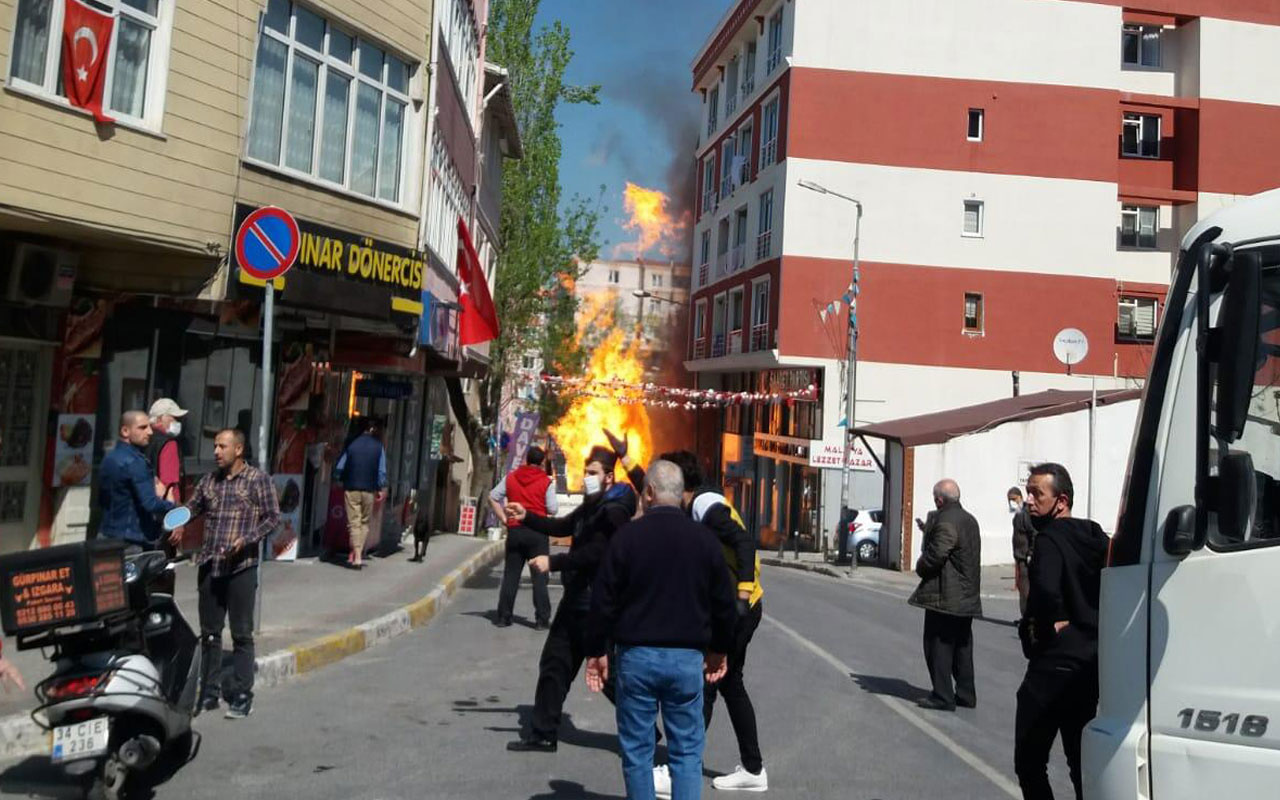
left=728, top=329, right=743, bottom=355
left=720, top=174, right=733, bottom=200
left=766, top=48, right=782, bottom=74
left=730, top=244, right=746, bottom=272
left=697, top=262, right=709, bottom=288
left=756, top=230, right=773, bottom=260
left=742, top=75, right=755, bottom=97
left=750, top=324, right=770, bottom=351
left=701, top=189, right=715, bottom=218
left=711, top=333, right=727, bottom=358
left=693, top=338, right=706, bottom=360
left=715, top=250, right=730, bottom=279
left=707, top=113, right=717, bottom=137
left=725, top=90, right=738, bottom=116
left=760, top=138, right=776, bottom=168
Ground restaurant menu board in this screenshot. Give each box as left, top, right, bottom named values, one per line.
left=53, top=414, right=94, bottom=487
left=91, top=551, right=126, bottom=616
left=9, top=563, right=79, bottom=629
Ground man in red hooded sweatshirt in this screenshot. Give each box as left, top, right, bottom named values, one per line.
left=489, top=446, right=558, bottom=628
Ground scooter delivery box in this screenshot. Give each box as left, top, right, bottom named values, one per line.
left=0, top=539, right=128, bottom=636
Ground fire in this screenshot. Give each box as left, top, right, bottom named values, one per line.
left=615, top=182, right=688, bottom=259
left=550, top=293, right=654, bottom=491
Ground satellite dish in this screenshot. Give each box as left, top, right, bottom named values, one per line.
left=163, top=506, right=192, bottom=531
left=1053, top=328, right=1089, bottom=368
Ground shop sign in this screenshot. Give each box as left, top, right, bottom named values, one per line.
left=505, top=413, right=541, bottom=473
left=808, top=439, right=876, bottom=472
left=752, top=433, right=811, bottom=467
left=762, top=368, right=818, bottom=395
left=355, top=377, right=414, bottom=399
left=233, top=204, right=425, bottom=302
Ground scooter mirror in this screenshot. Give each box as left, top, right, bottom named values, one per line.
left=163, top=506, right=192, bottom=531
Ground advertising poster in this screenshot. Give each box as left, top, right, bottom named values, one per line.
left=269, top=474, right=302, bottom=561
left=458, top=496, right=478, bottom=537
left=53, top=414, right=94, bottom=487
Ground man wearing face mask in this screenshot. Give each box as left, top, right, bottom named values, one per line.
left=148, top=398, right=189, bottom=550
left=1008, top=487, right=1036, bottom=616
left=1014, top=463, right=1109, bottom=800
left=504, top=445, right=638, bottom=753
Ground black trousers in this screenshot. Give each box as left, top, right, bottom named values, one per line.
left=198, top=565, right=257, bottom=700
left=530, top=599, right=616, bottom=740
left=922, top=609, right=976, bottom=707
left=497, top=526, right=550, bottom=625
left=1014, top=661, right=1098, bottom=800
left=704, top=600, right=764, bottom=774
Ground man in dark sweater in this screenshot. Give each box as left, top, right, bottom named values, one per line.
left=1014, top=463, right=1109, bottom=800
left=505, top=446, right=638, bottom=753
left=585, top=459, right=736, bottom=800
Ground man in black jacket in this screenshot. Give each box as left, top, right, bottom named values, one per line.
left=1015, top=463, right=1108, bottom=800
left=505, top=446, right=638, bottom=753
left=909, top=479, right=983, bottom=711
left=584, top=459, right=735, bottom=800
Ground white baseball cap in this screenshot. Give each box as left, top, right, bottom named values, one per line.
left=149, top=398, right=189, bottom=419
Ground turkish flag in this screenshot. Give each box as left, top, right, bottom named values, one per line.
left=457, top=217, right=500, bottom=346
left=62, top=0, right=115, bottom=124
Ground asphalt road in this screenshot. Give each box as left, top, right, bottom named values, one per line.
left=0, top=562, right=1076, bottom=799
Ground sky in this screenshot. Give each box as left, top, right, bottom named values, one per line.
left=531, top=0, right=734, bottom=262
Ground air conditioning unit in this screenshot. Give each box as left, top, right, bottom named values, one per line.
left=7, top=244, right=77, bottom=307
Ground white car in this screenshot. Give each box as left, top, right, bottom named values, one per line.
left=844, top=509, right=883, bottom=562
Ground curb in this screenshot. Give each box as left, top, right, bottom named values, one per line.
left=0, top=540, right=504, bottom=760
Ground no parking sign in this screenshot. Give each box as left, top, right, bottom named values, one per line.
left=235, top=206, right=300, bottom=281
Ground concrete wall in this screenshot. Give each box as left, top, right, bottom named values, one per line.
left=907, top=397, right=1140, bottom=567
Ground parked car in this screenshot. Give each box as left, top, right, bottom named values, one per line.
left=845, top=509, right=883, bottom=563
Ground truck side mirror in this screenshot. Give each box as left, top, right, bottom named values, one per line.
left=1162, top=505, right=1197, bottom=557
left=1215, top=451, right=1258, bottom=545
left=1214, top=251, right=1262, bottom=443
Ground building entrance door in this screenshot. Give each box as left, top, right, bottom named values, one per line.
left=0, top=343, right=51, bottom=552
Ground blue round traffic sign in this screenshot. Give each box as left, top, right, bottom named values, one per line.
left=235, top=206, right=300, bottom=281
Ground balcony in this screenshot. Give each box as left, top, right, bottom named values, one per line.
left=707, top=113, right=718, bottom=137
left=741, top=75, right=755, bottom=97
left=693, top=338, right=707, bottom=360
left=701, top=189, right=715, bottom=218
left=711, top=333, right=727, bottom=358
left=715, top=250, right=730, bottom=279
left=760, top=138, right=776, bottom=168
left=730, top=244, right=746, bottom=272
left=766, top=47, right=781, bottom=74
left=750, top=324, right=770, bottom=351
left=756, top=231, right=773, bottom=260
left=725, top=90, right=738, bottom=116
left=697, top=262, right=709, bottom=288
left=728, top=329, right=743, bottom=355
left=720, top=175, right=733, bottom=200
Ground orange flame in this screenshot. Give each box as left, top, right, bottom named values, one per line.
left=550, top=292, right=653, bottom=490
left=615, top=182, right=689, bottom=259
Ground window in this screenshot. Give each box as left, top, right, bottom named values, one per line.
left=694, top=300, right=707, bottom=341
left=725, top=57, right=739, bottom=115
left=766, top=8, right=784, bottom=74
left=751, top=278, right=771, bottom=351
left=729, top=288, right=745, bottom=333
left=1117, top=296, right=1157, bottom=340
left=1122, top=113, right=1160, bottom=158
left=963, top=292, right=984, bottom=333
left=608, top=269, right=620, bottom=284
left=757, top=188, right=775, bottom=259
left=701, top=158, right=717, bottom=216
left=247, top=0, right=412, bottom=203
left=963, top=200, right=984, bottom=237
left=742, top=42, right=757, bottom=96
left=438, top=0, right=480, bottom=120
left=736, top=121, right=754, bottom=184
left=707, top=86, right=719, bottom=135
left=760, top=97, right=779, bottom=167
left=521, top=355, right=536, bottom=370
left=1122, top=24, right=1161, bottom=68
left=699, top=230, right=711, bottom=282
left=720, top=139, right=736, bottom=198
left=967, top=108, right=984, bottom=142
left=1121, top=205, right=1159, bottom=249
left=8, top=0, right=172, bottom=128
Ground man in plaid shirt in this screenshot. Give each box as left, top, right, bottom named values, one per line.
left=186, top=428, right=281, bottom=719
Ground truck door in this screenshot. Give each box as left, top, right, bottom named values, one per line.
left=1148, top=245, right=1280, bottom=797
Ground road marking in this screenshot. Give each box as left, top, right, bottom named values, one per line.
left=764, top=614, right=1022, bottom=799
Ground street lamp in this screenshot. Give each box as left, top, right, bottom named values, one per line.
left=632, top=289, right=682, bottom=306
left=798, top=178, right=863, bottom=569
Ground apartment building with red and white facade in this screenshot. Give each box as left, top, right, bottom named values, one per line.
left=685, top=0, right=1280, bottom=550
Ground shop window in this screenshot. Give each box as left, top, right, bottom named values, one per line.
left=246, top=0, right=413, bottom=204
left=8, top=0, right=173, bottom=130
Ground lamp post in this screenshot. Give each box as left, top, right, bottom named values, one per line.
left=798, top=178, right=863, bottom=568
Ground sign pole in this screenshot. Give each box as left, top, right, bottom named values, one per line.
left=255, top=282, right=274, bottom=634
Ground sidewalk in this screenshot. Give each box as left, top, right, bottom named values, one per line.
left=0, top=533, right=499, bottom=718
left=762, top=555, right=1020, bottom=602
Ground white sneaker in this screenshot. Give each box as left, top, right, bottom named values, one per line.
left=653, top=764, right=672, bottom=799
left=713, top=765, right=769, bottom=792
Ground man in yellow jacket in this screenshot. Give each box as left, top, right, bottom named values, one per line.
left=607, top=432, right=768, bottom=796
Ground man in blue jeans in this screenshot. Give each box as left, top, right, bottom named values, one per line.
left=585, top=460, right=736, bottom=800
left=98, top=411, right=176, bottom=551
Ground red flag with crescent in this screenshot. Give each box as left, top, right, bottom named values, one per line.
left=456, top=217, right=500, bottom=347
left=62, top=0, right=115, bottom=124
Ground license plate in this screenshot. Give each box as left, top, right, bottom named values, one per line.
left=50, top=717, right=110, bottom=763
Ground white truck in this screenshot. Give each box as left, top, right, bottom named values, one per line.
left=1084, top=189, right=1280, bottom=798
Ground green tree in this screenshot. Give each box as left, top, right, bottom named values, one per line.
left=449, top=0, right=601, bottom=497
